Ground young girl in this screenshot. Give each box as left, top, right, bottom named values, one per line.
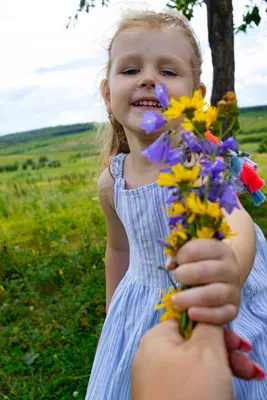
left=86, top=9, right=267, bottom=400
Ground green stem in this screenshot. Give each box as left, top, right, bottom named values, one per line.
left=221, top=116, right=237, bottom=140
left=158, top=266, right=177, bottom=290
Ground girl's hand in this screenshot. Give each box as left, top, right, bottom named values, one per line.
left=169, top=239, right=241, bottom=325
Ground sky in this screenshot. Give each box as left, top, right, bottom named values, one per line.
left=0, top=0, right=267, bottom=135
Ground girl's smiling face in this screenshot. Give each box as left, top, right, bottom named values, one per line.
left=103, top=26, right=205, bottom=137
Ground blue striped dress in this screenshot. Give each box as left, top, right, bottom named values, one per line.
left=85, top=152, right=267, bottom=400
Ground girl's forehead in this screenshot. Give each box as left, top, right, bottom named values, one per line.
left=111, top=27, right=192, bottom=64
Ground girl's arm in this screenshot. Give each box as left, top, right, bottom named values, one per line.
left=98, top=168, right=130, bottom=313
left=223, top=201, right=256, bottom=286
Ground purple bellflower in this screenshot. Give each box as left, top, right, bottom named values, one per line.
left=139, top=111, right=165, bottom=135
left=142, top=133, right=171, bottom=166
left=155, top=84, right=170, bottom=109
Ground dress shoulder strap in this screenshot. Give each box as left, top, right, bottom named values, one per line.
left=109, top=153, right=127, bottom=180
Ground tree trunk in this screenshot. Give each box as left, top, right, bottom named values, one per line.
left=205, top=0, right=235, bottom=105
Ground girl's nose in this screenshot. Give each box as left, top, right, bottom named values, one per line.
left=137, top=76, right=156, bottom=89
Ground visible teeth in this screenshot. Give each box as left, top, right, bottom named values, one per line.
left=134, top=100, right=161, bottom=107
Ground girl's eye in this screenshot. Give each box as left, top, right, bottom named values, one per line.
left=122, top=69, right=139, bottom=75
left=161, top=70, right=177, bottom=77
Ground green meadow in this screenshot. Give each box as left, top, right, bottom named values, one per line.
left=0, top=112, right=267, bottom=399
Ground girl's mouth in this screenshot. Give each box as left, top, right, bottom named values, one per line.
left=132, top=100, right=162, bottom=111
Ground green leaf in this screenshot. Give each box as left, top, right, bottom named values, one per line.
left=167, top=0, right=204, bottom=21
left=236, top=4, right=264, bottom=33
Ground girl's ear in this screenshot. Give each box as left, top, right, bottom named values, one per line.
left=101, top=79, right=112, bottom=114
left=199, top=83, right=207, bottom=98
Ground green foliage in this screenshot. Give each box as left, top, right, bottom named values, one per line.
left=257, top=138, right=267, bottom=153
left=48, top=160, right=62, bottom=168
left=74, top=0, right=267, bottom=32
left=26, top=158, right=34, bottom=165
left=167, top=0, right=203, bottom=20
left=0, top=163, right=19, bottom=173
left=236, top=2, right=267, bottom=33
left=238, top=132, right=267, bottom=144
left=0, top=156, right=106, bottom=399
left=39, top=155, right=49, bottom=163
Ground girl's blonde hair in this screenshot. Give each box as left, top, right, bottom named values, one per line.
left=99, top=9, right=203, bottom=170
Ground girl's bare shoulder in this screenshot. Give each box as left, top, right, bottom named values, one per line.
left=98, top=167, right=115, bottom=211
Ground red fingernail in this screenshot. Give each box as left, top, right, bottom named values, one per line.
left=253, top=365, right=266, bottom=381
left=167, top=261, right=178, bottom=271
left=238, top=338, right=252, bottom=353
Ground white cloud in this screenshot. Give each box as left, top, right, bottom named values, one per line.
left=0, top=0, right=267, bottom=134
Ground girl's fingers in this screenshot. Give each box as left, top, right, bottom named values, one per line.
left=187, top=304, right=238, bottom=325
left=173, top=260, right=237, bottom=286
left=230, top=353, right=265, bottom=381
left=172, top=283, right=239, bottom=310
left=224, top=328, right=252, bottom=353
left=176, top=239, right=233, bottom=265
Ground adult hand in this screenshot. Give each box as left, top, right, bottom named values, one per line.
left=132, top=321, right=264, bottom=400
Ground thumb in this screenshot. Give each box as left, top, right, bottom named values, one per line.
left=147, top=320, right=184, bottom=346
left=191, top=323, right=227, bottom=356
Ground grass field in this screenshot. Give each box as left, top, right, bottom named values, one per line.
left=0, top=115, right=267, bottom=399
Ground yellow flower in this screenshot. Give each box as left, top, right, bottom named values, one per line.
left=218, top=220, right=237, bottom=239
left=155, top=287, right=182, bottom=322
left=205, top=201, right=223, bottom=219
left=195, top=226, right=216, bottom=239
left=59, top=269, right=64, bottom=276
left=165, top=224, right=188, bottom=254
left=205, top=106, right=218, bottom=127
left=194, top=106, right=218, bottom=130
left=185, top=193, right=222, bottom=220
left=0, top=285, right=4, bottom=293
left=181, top=106, right=218, bottom=132
left=157, top=173, right=177, bottom=187
left=185, top=193, right=206, bottom=220
left=163, top=91, right=206, bottom=120
left=165, top=202, right=185, bottom=218
left=157, top=165, right=200, bottom=187
left=163, top=98, right=185, bottom=119
left=181, top=117, right=194, bottom=131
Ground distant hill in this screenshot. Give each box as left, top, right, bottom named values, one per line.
left=0, top=123, right=96, bottom=148
left=0, top=103, right=266, bottom=151
left=240, top=105, right=267, bottom=114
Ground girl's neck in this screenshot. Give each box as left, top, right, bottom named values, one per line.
left=125, top=128, right=183, bottom=173
left=121, top=129, right=183, bottom=190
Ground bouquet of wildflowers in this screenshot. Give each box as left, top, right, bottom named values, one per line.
left=140, top=85, right=266, bottom=339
